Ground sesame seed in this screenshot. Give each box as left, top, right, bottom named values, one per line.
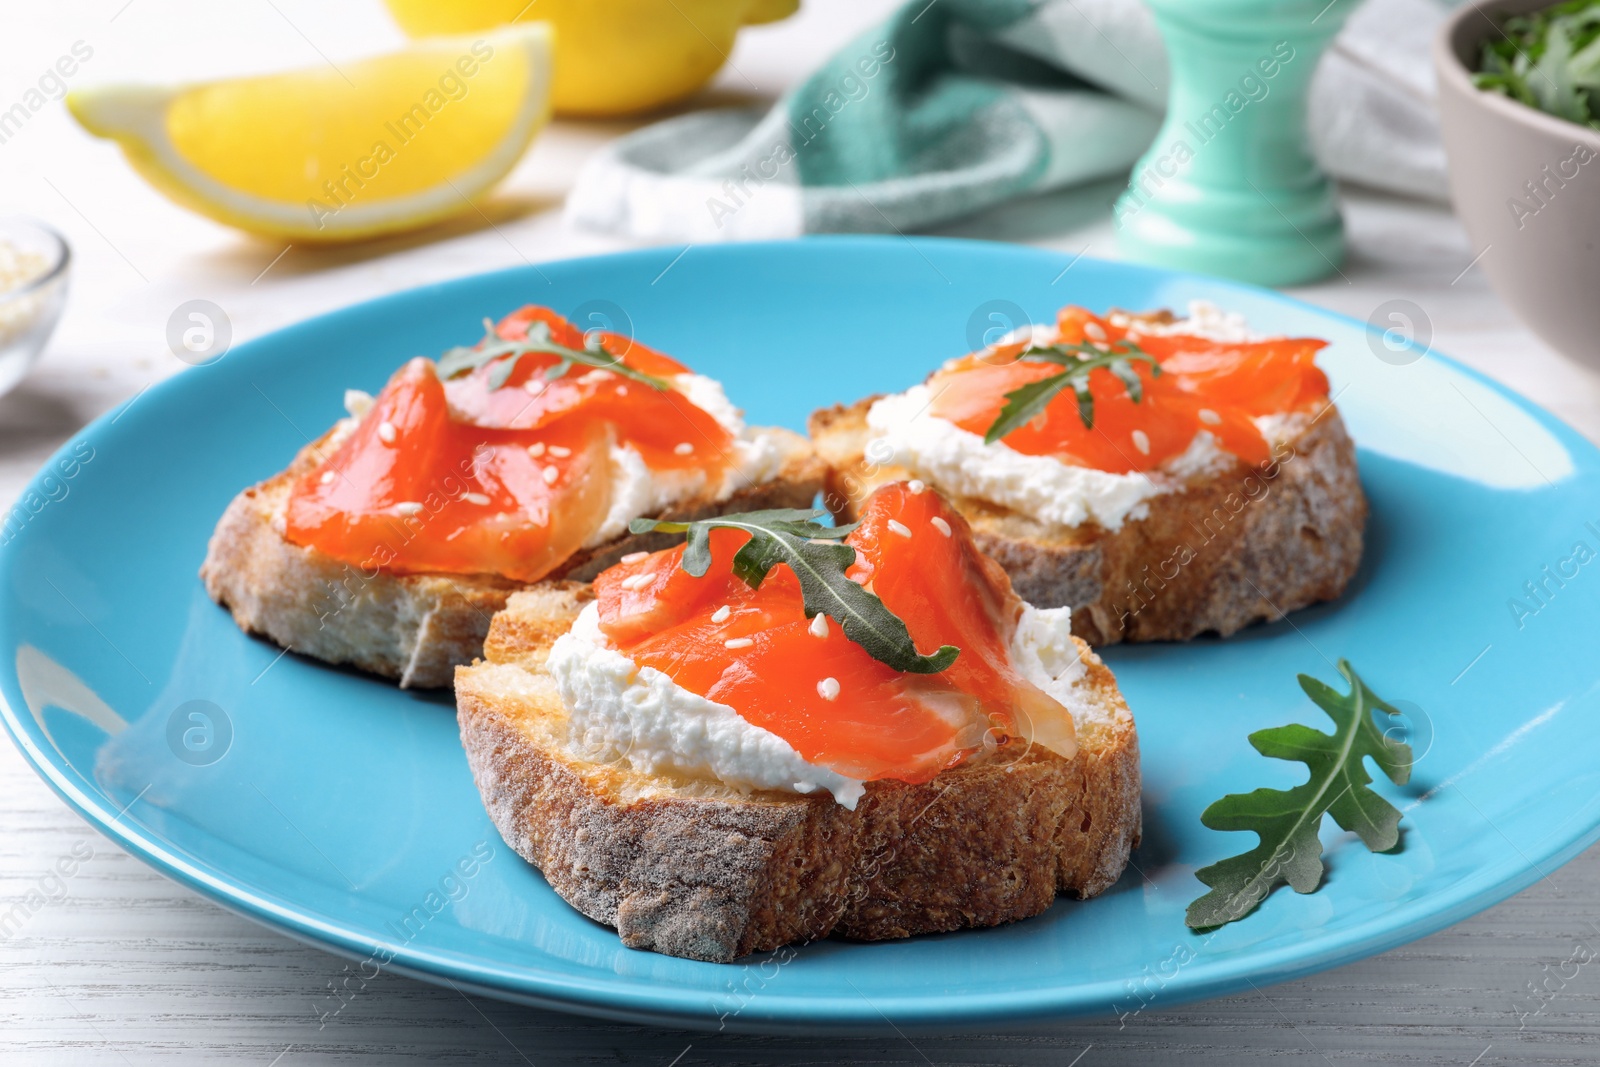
left=343, top=389, right=374, bottom=419
left=817, top=677, right=841, bottom=701
left=462, top=492, right=491, bottom=506
left=396, top=501, right=423, bottom=516
left=674, top=442, right=694, bottom=455
left=620, top=572, right=652, bottom=591
left=319, top=471, right=335, bottom=485
left=527, top=442, right=546, bottom=457
left=907, top=479, right=926, bottom=494
left=711, top=605, right=731, bottom=623
left=887, top=519, right=912, bottom=538
left=620, top=551, right=650, bottom=564
left=1198, top=408, right=1222, bottom=426
left=931, top=516, right=952, bottom=537
left=1083, top=321, right=1107, bottom=341
left=1131, top=429, right=1151, bottom=455
left=542, top=465, right=559, bottom=485
left=809, top=613, right=829, bottom=638
left=547, top=445, right=572, bottom=458
left=377, top=421, right=397, bottom=444
left=725, top=637, right=754, bottom=649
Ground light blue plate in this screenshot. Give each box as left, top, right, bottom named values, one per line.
left=3, top=237, right=1596, bottom=1034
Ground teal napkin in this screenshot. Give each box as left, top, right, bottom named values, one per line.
left=567, top=0, right=1449, bottom=241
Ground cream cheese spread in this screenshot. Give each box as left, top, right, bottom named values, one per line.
left=582, top=372, right=785, bottom=547
left=338, top=371, right=784, bottom=548
left=865, top=302, right=1286, bottom=531
left=547, top=601, right=1102, bottom=809
left=1111, top=299, right=1266, bottom=344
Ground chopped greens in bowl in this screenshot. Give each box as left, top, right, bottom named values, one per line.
left=1475, top=0, right=1600, bottom=128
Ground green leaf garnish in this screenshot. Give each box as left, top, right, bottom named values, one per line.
left=982, top=339, right=1161, bottom=444
left=435, top=318, right=673, bottom=392
left=628, top=508, right=960, bottom=675
left=1474, top=0, right=1600, bottom=130
left=1185, top=660, right=1412, bottom=930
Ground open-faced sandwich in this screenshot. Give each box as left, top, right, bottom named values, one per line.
left=455, top=481, right=1140, bottom=962
left=201, top=306, right=823, bottom=687
left=811, top=301, right=1366, bottom=645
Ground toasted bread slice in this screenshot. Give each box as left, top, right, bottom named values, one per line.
left=201, top=428, right=824, bottom=688
left=809, top=398, right=1365, bottom=646
left=455, top=584, right=1141, bottom=963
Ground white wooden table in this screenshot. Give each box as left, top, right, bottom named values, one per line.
left=6, top=2, right=1600, bottom=1063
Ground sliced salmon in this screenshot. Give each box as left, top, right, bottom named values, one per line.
left=284, top=358, right=614, bottom=581
left=442, top=306, right=734, bottom=476
left=594, top=484, right=1078, bottom=785
left=928, top=305, right=1329, bottom=473
left=283, top=307, right=736, bottom=580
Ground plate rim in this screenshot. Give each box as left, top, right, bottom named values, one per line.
left=3, top=234, right=1597, bottom=1032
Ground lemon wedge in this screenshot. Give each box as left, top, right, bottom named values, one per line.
left=384, top=0, right=798, bottom=116
left=67, top=25, right=553, bottom=242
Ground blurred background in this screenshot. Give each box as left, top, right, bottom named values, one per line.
left=5, top=0, right=1596, bottom=499
left=0, top=0, right=900, bottom=484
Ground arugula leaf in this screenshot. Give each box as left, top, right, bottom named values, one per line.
left=1475, top=0, right=1600, bottom=130
left=435, top=318, right=672, bottom=392
left=983, top=340, right=1161, bottom=444
left=1186, top=660, right=1412, bottom=930
left=628, top=508, right=960, bottom=675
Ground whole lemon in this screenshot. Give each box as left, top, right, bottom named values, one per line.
left=384, top=0, right=799, bottom=116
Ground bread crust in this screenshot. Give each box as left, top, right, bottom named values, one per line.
left=809, top=397, right=1366, bottom=645
left=200, top=428, right=825, bottom=688
left=455, top=585, right=1141, bottom=963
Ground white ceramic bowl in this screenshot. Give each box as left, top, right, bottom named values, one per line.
left=1436, top=0, right=1600, bottom=366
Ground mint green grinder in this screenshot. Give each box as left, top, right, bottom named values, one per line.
left=1115, top=0, right=1354, bottom=286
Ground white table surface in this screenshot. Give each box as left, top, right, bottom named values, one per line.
left=6, top=2, right=1600, bottom=1064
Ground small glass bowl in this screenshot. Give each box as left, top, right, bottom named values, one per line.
left=0, top=217, right=69, bottom=399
